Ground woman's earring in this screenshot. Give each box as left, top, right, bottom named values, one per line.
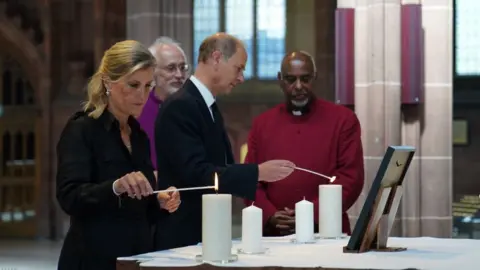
left=106, top=88, right=111, bottom=96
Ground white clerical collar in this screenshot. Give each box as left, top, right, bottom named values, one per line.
left=190, top=75, right=215, bottom=108
left=292, top=110, right=303, bottom=116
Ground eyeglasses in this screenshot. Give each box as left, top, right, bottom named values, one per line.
left=161, top=63, right=190, bottom=74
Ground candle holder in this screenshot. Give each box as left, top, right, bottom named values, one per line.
left=237, top=247, right=269, bottom=255
left=290, top=238, right=317, bottom=244
left=194, top=254, right=238, bottom=264
left=315, top=233, right=348, bottom=240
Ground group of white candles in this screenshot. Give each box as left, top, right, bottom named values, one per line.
left=241, top=184, right=342, bottom=252
left=197, top=171, right=343, bottom=262
left=201, top=188, right=342, bottom=260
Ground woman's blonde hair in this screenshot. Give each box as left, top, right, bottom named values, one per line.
left=83, top=40, right=156, bottom=118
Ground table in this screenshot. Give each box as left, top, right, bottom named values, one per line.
left=117, top=235, right=480, bottom=270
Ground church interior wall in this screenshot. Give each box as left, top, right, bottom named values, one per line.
left=453, top=89, right=480, bottom=199
left=0, top=0, right=477, bottom=239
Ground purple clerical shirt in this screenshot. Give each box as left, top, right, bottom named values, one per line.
left=138, top=90, right=162, bottom=169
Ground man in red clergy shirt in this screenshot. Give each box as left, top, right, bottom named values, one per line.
left=244, top=51, right=364, bottom=236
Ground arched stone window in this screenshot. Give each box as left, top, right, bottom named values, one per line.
left=26, top=132, right=35, bottom=160
left=193, top=0, right=286, bottom=79
left=14, top=78, right=24, bottom=105
left=2, top=132, right=11, bottom=176
left=2, top=70, right=12, bottom=105
left=455, top=1, right=480, bottom=75
left=25, top=81, right=34, bottom=105
left=14, top=132, right=23, bottom=160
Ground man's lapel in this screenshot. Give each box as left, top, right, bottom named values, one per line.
left=213, top=106, right=234, bottom=164
left=224, top=135, right=235, bottom=164
left=184, top=79, right=235, bottom=164
left=184, top=79, right=215, bottom=128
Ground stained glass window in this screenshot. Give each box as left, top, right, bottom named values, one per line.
left=192, top=0, right=286, bottom=80
left=455, top=0, right=480, bottom=75
left=257, top=0, right=286, bottom=78
left=193, top=0, right=220, bottom=68
left=226, top=0, right=254, bottom=79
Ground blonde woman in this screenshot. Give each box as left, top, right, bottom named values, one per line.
left=55, top=40, right=181, bottom=270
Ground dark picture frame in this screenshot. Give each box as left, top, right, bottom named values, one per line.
left=344, top=146, right=416, bottom=253
left=453, top=119, right=469, bottom=146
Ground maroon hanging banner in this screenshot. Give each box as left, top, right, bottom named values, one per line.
left=335, top=8, right=355, bottom=106
left=401, top=4, right=424, bottom=105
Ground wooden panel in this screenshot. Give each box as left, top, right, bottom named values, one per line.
left=0, top=54, right=38, bottom=238
left=0, top=177, right=36, bottom=237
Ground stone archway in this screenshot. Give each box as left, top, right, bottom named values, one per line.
left=0, top=9, right=50, bottom=238
left=0, top=18, right=47, bottom=107
left=0, top=0, right=49, bottom=103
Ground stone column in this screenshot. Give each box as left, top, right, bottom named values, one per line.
left=417, top=0, right=453, bottom=237
left=399, top=0, right=423, bottom=237
left=398, top=0, right=453, bottom=238
left=349, top=0, right=452, bottom=237
left=314, top=0, right=336, bottom=102
left=37, top=0, right=54, bottom=240
left=93, top=0, right=128, bottom=65
left=286, top=0, right=316, bottom=56
left=126, top=0, right=193, bottom=62
left=349, top=0, right=402, bottom=231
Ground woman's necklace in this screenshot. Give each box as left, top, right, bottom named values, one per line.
left=120, top=126, right=132, bottom=152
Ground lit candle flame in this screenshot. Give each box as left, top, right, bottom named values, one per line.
left=214, top=172, right=219, bottom=192
left=330, top=176, right=336, bottom=183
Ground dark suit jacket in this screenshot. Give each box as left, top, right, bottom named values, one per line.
left=154, top=79, right=258, bottom=250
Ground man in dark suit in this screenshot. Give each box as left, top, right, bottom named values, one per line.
left=153, top=33, right=295, bottom=250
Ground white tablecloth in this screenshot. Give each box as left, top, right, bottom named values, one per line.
left=118, top=235, right=480, bottom=269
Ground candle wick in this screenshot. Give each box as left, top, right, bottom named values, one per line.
left=251, top=202, right=255, bottom=206
left=303, top=196, right=305, bottom=200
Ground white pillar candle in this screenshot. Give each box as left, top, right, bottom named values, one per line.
left=295, top=198, right=314, bottom=243
left=241, top=204, right=263, bottom=252
left=202, top=194, right=232, bottom=261
left=318, top=185, right=342, bottom=237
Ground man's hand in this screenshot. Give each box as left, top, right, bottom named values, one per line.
left=157, top=186, right=181, bottom=213
left=267, top=209, right=295, bottom=235
left=258, top=160, right=295, bottom=182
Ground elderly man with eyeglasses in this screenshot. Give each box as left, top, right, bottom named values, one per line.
left=137, top=37, right=189, bottom=172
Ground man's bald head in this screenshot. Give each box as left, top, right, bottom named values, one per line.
left=197, top=33, right=245, bottom=63
left=278, top=51, right=317, bottom=114
left=280, top=51, right=316, bottom=75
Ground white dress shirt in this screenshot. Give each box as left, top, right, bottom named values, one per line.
left=189, top=76, right=228, bottom=164
left=189, top=75, right=215, bottom=121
